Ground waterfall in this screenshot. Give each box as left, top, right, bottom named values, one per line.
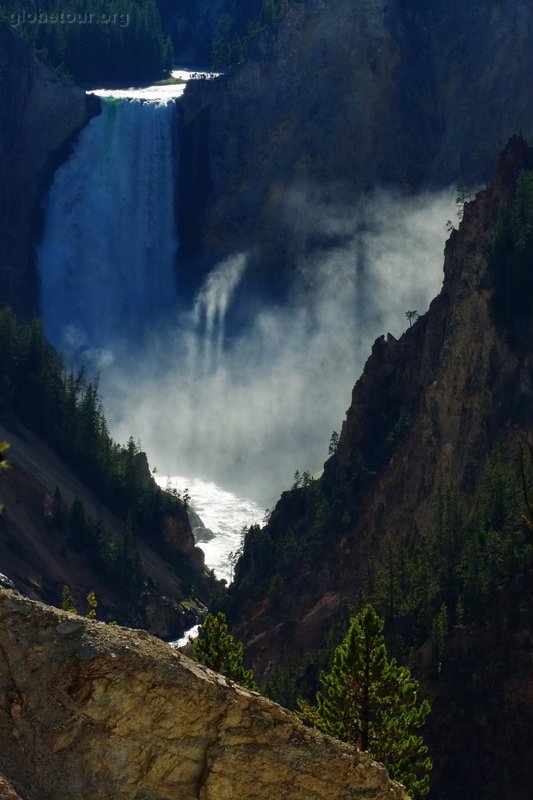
left=192, top=254, right=247, bottom=372
left=36, top=95, right=456, bottom=505
left=38, top=97, right=178, bottom=367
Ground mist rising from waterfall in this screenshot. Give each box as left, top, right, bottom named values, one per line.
left=102, top=188, right=456, bottom=506
left=192, top=255, right=247, bottom=373
left=36, top=95, right=457, bottom=506
left=38, top=97, right=178, bottom=368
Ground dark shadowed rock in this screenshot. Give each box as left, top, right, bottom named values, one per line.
left=0, top=26, right=98, bottom=315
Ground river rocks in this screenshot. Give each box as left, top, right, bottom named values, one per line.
left=193, top=525, right=216, bottom=543
left=0, top=588, right=408, bottom=800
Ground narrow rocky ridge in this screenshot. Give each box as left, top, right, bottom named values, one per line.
left=0, top=588, right=408, bottom=800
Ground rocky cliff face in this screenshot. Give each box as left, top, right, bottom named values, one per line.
left=227, top=137, right=533, bottom=799
left=179, top=0, right=533, bottom=289
left=0, top=419, right=211, bottom=639
left=231, top=135, right=533, bottom=665
left=0, top=588, right=408, bottom=800
left=0, top=26, right=98, bottom=316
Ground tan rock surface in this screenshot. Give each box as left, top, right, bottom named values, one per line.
left=0, top=589, right=408, bottom=800
left=0, top=774, right=23, bottom=800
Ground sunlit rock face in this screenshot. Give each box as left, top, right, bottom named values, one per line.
left=0, top=589, right=408, bottom=800
left=0, top=27, right=98, bottom=315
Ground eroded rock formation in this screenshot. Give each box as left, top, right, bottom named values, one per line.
left=0, top=588, right=408, bottom=800
left=229, top=135, right=533, bottom=672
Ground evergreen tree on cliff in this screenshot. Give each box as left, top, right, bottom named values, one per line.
left=193, top=612, right=257, bottom=690
left=298, top=605, right=431, bottom=798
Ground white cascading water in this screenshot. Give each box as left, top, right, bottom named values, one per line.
left=38, top=97, right=178, bottom=365
left=191, top=254, right=247, bottom=372
left=36, top=89, right=456, bottom=584
left=37, top=92, right=261, bottom=585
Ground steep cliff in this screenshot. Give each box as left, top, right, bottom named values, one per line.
left=0, top=25, right=98, bottom=316
left=0, top=588, right=408, bottom=800
left=0, top=418, right=214, bottom=639
left=226, top=137, right=533, bottom=799
left=179, top=0, right=533, bottom=291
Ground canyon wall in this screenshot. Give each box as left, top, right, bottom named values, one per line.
left=179, top=0, right=533, bottom=290
left=0, top=419, right=211, bottom=639
left=0, top=25, right=98, bottom=316
left=225, top=136, right=533, bottom=800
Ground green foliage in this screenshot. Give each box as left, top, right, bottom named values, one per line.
left=328, top=430, right=339, bottom=455
left=61, top=584, right=77, bottom=613
left=430, top=603, right=448, bottom=676
left=193, top=612, right=257, bottom=690
left=0, top=307, right=190, bottom=600
left=86, top=591, right=98, bottom=618
left=298, top=605, right=432, bottom=799
left=405, top=310, right=419, bottom=328
left=1, top=0, right=171, bottom=84
left=211, top=0, right=290, bottom=69
left=386, top=409, right=412, bottom=450
left=262, top=659, right=299, bottom=708
left=0, top=441, right=8, bottom=469
left=61, top=585, right=98, bottom=618
left=365, top=443, right=533, bottom=662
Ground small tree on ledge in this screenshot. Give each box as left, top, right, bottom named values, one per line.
left=193, top=612, right=257, bottom=691
left=405, top=310, right=419, bottom=328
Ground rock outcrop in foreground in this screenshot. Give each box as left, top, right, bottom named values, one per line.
left=0, top=589, right=407, bottom=800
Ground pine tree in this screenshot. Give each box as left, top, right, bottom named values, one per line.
left=193, top=612, right=257, bottom=690
left=61, top=584, right=78, bottom=614
left=298, top=605, right=432, bottom=798
left=86, top=591, right=98, bottom=619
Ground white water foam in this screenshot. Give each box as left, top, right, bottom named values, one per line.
left=158, top=475, right=264, bottom=583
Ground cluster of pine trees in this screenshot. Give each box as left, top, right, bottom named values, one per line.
left=0, top=306, right=190, bottom=598
left=363, top=445, right=533, bottom=666
left=193, top=606, right=432, bottom=798
left=1, top=0, right=172, bottom=84
left=211, top=0, right=290, bottom=69
left=231, top=438, right=532, bottom=684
